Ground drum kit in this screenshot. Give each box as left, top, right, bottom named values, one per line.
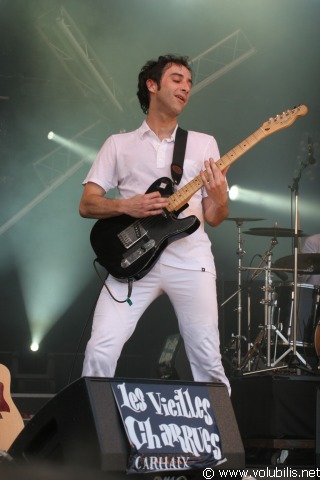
left=223, top=217, right=320, bottom=375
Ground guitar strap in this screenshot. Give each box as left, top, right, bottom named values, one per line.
left=171, top=127, right=188, bottom=185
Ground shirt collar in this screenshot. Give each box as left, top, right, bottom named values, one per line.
left=138, top=120, right=178, bottom=142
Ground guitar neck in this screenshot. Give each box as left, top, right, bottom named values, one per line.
left=167, top=105, right=307, bottom=213
left=167, top=126, right=266, bottom=213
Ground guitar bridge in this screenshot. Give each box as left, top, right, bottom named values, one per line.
left=121, top=239, right=155, bottom=268
left=118, top=221, right=147, bottom=249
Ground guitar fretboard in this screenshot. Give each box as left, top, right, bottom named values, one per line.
left=167, top=127, right=266, bottom=213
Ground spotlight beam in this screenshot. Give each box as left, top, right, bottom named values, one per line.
left=0, top=160, right=84, bottom=236
left=228, top=185, right=319, bottom=218
left=0, top=121, right=101, bottom=236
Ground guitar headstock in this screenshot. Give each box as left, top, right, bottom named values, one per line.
left=261, top=105, right=308, bottom=135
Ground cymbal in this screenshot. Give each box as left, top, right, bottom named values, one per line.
left=226, top=217, right=265, bottom=223
left=243, top=227, right=307, bottom=237
left=274, top=254, right=320, bottom=274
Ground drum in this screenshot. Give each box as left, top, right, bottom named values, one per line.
left=273, top=283, right=320, bottom=348
left=313, top=286, right=320, bottom=357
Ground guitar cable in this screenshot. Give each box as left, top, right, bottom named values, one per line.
left=93, top=259, right=133, bottom=306
left=66, top=261, right=133, bottom=386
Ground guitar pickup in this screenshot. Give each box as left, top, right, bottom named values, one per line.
left=118, top=221, right=147, bottom=249
left=121, top=239, right=156, bottom=268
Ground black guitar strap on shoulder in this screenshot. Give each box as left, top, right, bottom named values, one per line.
left=171, top=126, right=188, bottom=185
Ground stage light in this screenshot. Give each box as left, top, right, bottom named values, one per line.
left=30, top=342, right=39, bottom=352
left=45, top=131, right=97, bottom=162
left=229, top=185, right=287, bottom=209
left=229, top=185, right=239, bottom=200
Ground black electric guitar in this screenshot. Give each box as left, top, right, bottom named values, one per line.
left=90, top=105, right=308, bottom=281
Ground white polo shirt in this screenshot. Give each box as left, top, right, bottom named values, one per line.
left=83, top=121, right=221, bottom=275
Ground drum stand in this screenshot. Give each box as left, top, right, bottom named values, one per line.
left=236, top=219, right=245, bottom=369
left=220, top=217, right=265, bottom=371
left=261, top=239, right=277, bottom=367
left=240, top=235, right=309, bottom=371
left=241, top=258, right=312, bottom=372
left=241, top=236, right=281, bottom=369
left=220, top=218, right=246, bottom=370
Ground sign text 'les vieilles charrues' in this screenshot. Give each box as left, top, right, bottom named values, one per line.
left=111, top=381, right=226, bottom=473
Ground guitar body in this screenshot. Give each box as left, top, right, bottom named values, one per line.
left=0, top=364, right=24, bottom=451
left=90, top=177, right=200, bottom=281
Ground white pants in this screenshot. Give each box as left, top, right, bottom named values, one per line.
left=82, top=262, right=230, bottom=394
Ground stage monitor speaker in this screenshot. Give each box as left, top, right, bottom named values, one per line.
left=9, top=377, right=244, bottom=475
left=158, top=333, right=193, bottom=381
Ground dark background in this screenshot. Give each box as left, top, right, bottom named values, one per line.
left=0, top=0, right=319, bottom=392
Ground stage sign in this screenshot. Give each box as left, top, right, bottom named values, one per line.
left=111, top=380, right=226, bottom=474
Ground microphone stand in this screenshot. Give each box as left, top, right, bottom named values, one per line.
left=274, top=140, right=316, bottom=370
left=287, top=161, right=310, bottom=369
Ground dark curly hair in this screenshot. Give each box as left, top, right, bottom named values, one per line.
left=137, top=54, right=192, bottom=114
